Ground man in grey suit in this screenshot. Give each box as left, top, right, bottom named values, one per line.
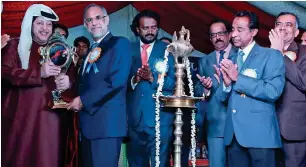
left=270, top=12, right=306, bottom=167
left=218, top=11, right=285, bottom=167
left=195, top=20, right=237, bottom=167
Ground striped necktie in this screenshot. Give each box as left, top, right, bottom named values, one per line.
left=237, top=51, right=245, bottom=72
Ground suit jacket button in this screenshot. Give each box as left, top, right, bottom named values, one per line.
left=232, top=109, right=236, bottom=113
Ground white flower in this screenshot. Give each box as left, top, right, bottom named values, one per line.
left=242, top=69, right=257, bottom=79
left=284, top=51, right=297, bottom=62
left=155, top=61, right=167, bottom=74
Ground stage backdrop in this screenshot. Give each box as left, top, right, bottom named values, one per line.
left=2, top=1, right=306, bottom=54
left=66, top=5, right=206, bottom=57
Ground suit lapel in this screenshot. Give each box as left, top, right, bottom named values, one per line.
left=286, top=41, right=303, bottom=64
left=82, top=33, right=113, bottom=76
left=97, top=33, right=113, bottom=51
left=148, top=40, right=163, bottom=70
left=207, top=51, right=217, bottom=77
left=287, top=41, right=299, bottom=54
left=211, top=51, right=217, bottom=66
left=228, top=46, right=238, bottom=62
left=241, top=43, right=259, bottom=71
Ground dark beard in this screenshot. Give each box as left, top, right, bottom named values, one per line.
left=139, top=34, right=158, bottom=44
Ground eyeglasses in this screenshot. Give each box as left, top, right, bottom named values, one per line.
left=209, top=31, right=228, bottom=38
left=275, top=22, right=294, bottom=28
left=85, top=15, right=107, bottom=24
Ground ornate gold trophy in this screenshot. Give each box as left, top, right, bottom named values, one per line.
left=39, top=32, right=77, bottom=109
left=156, top=27, right=205, bottom=167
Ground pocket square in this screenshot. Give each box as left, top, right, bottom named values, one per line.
left=242, top=69, right=257, bottom=79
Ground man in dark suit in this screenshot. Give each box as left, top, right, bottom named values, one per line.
left=195, top=20, right=237, bottom=167
left=217, top=11, right=285, bottom=167
left=67, top=4, right=132, bottom=167
left=126, top=10, right=176, bottom=167
left=270, top=12, right=306, bottom=167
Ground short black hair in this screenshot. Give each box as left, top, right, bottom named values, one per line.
left=53, top=23, right=69, bottom=38
left=159, top=37, right=172, bottom=43
left=130, top=9, right=160, bottom=36
left=74, top=36, right=90, bottom=47
left=208, top=19, right=232, bottom=33
left=276, top=12, right=300, bottom=29
left=235, top=11, right=259, bottom=30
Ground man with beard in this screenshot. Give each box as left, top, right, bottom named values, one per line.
left=67, top=4, right=132, bottom=167
left=269, top=12, right=306, bottom=167
left=217, top=11, right=285, bottom=167
left=1, top=4, right=78, bottom=167
left=126, top=9, right=176, bottom=167
left=195, top=20, right=237, bottom=167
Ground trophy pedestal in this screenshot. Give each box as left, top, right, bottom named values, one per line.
left=49, top=99, right=68, bottom=109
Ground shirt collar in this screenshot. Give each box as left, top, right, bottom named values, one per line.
left=94, top=31, right=110, bottom=44
left=140, top=40, right=155, bottom=49
left=224, top=43, right=232, bottom=54
left=239, top=41, right=256, bottom=57
left=216, top=43, right=232, bottom=60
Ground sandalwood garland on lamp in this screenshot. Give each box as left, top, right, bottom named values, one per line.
left=184, top=57, right=197, bottom=167
left=154, top=50, right=169, bottom=167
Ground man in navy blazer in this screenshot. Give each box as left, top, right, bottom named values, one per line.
left=67, top=4, right=132, bottom=167
left=270, top=12, right=306, bottom=167
left=217, top=11, right=285, bottom=167
left=126, top=10, right=176, bottom=167
left=195, top=20, right=237, bottom=167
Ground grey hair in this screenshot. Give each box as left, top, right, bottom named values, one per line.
left=83, top=4, right=108, bottom=24
left=276, top=12, right=299, bottom=29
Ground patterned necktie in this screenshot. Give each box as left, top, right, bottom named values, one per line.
left=219, top=50, right=225, bottom=64
left=82, top=43, right=99, bottom=75
left=237, top=51, right=245, bottom=72
left=141, top=44, right=150, bottom=65
left=91, top=42, right=99, bottom=50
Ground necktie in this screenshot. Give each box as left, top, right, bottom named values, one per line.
left=91, top=42, right=99, bottom=50
left=219, top=50, right=225, bottom=65
left=218, top=50, right=225, bottom=67
left=82, top=43, right=99, bottom=75
left=141, top=44, right=150, bottom=65
left=237, top=51, right=245, bottom=72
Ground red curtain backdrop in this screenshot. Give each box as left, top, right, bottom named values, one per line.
left=1, top=1, right=304, bottom=54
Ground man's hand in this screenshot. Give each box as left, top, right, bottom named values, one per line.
left=213, top=64, right=221, bottom=84
left=132, top=68, right=142, bottom=84
left=1, top=34, right=10, bottom=49
left=269, top=29, right=284, bottom=52
left=55, top=73, right=70, bottom=90
left=67, top=96, right=83, bottom=112
left=41, top=61, right=61, bottom=78
left=196, top=74, right=212, bottom=89
left=220, top=59, right=238, bottom=81
left=139, top=65, right=153, bottom=82
left=220, top=68, right=232, bottom=87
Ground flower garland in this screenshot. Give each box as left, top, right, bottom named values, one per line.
left=154, top=50, right=169, bottom=167
left=184, top=57, right=197, bottom=167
